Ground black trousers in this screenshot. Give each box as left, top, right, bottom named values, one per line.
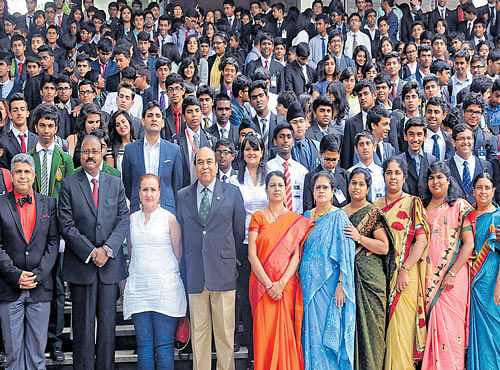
left=71, top=279, right=118, bottom=370
left=47, top=252, right=65, bottom=351
left=236, top=244, right=253, bottom=358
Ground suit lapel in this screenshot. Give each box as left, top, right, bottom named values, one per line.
left=7, top=192, right=24, bottom=241
left=187, top=182, right=202, bottom=226
left=30, top=193, right=43, bottom=244
left=49, top=147, right=63, bottom=196
left=449, top=159, right=466, bottom=193
left=9, top=132, right=21, bottom=152
left=78, top=170, right=97, bottom=216
left=205, top=180, right=223, bottom=225
left=405, top=152, right=418, bottom=182
left=97, top=174, right=109, bottom=214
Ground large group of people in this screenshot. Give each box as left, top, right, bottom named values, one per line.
left=0, top=0, right=500, bottom=369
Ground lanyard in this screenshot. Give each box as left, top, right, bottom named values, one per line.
left=185, top=128, right=198, bottom=155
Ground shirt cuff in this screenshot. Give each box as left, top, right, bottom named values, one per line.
left=85, top=248, right=96, bottom=264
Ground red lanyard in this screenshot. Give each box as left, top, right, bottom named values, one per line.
left=185, top=128, right=198, bottom=155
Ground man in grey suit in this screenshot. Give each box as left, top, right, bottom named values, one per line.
left=58, top=134, right=129, bottom=370
left=176, top=147, right=245, bottom=370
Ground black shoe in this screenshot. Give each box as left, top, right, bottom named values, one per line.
left=0, top=352, right=6, bottom=365
left=50, top=348, right=65, bottom=362
left=234, top=338, right=240, bottom=352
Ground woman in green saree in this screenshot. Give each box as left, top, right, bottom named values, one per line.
left=343, top=167, right=395, bottom=370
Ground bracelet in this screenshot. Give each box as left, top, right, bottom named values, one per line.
left=279, top=280, right=285, bottom=290
left=401, top=264, right=410, bottom=272
left=358, top=235, right=362, bottom=243
left=265, top=283, right=273, bottom=290
left=338, top=279, right=343, bottom=284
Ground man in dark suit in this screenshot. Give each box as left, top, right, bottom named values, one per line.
left=400, top=0, right=426, bottom=42
left=0, top=153, right=59, bottom=370
left=288, top=101, right=320, bottom=171
left=400, top=117, right=437, bottom=199
left=176, top=146, right=245, bottom=370
left=161, top=73, right=185, bottom=141
left=173, top=96, right=216, bottom=187
left=428, top=0, right=458, bottom=32
left=270, top=2, right=293, bottom=41
left=283, top=42, right=317, bottom=97
left=90, top=38, right=118, bottom=80
left=362, top=9, right=381, bottom=57
left=215, top=138, right=238, bottom=182
left=10, top=35, right=28, bottom=86
left=303, top=134, right=349, bottom=211
left=122, top=101, right=183, bottom=214
left=424, top=96, right=455, bottom=161
left=208, top=94, right=239, bottom=145
left=223, top=0, right=242, bottom=32
left=58, top=134, right=129, bottom=370
left=459, top=1, right=479, bottom=40
left=105, top=46, right=131, bottom=93
left=0, top=94, right=38, bottom=169
left=446, top=123, right=493, bottom=204
left=249, top=80, right=278, bottom=155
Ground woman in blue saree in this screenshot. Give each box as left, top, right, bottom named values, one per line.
left=300, top=171, right=356, bottom=369
left=468, top=172, right=500, bottom=369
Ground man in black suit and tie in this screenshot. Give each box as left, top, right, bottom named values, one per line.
left=208, top=94, right=239, bottom=144
left=176, top=146, right=245, bottom=370
left=303, top=134, right=349, bottom=211
left=283, top=42, right=317, bottom=97
left=58, top=134, right=129, bottom=370
left=0, top=154, right=59, bottom=369
left=271, top=3, right=292, bottom=41
left=446, top=123, right=493, bottom=204
left=223, top=0, right=242, bottom=32
left=459, top=2, right=479, bottom=40
left=215, top=138, right=238, bottom=182
left=428, top=0, right=458, bottom=32
left=423, top=97, right=455, bottom=161
left=162, top=73, right=185, bottom=141
left=0, top=94, right=38, bottom=169
left=105, top=47, right=132, bottom=93
left=249, top=80, right=278, bottom=155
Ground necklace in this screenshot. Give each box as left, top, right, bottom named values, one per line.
left=385, top=191, right=403, bottom=207
left=316, top=205, right=332, bottom=218
left=268, top=205, right=286, bottom=221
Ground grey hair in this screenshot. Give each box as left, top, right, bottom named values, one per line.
left=11, top=153, right=35, bottom=173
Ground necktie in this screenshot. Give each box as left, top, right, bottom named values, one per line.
left=392, top=82, right=397, bottom=101
left=283, top=161, right=293, bottom=211
left=28, top=16, right=33, bottom=28
left=432, top=134, right=440, bottom=159
left=0, top=84, right=4, bottom=99
left=222, top=174, right=228, bottom=183
left=19, top=134, right=26, bottom=153
left=261, top=118, right=268, bottom=144
left=199, top=188, right=210, bottom=224
left=193, top=133, right=200, bottom=152
left=278, top=21, right=282, bottom=30
left=58, top=15, right=62, bottom=27
left=203, top=117, right=210, bottom=129
left=41, top=149, right=48, bottom=195
left=463, top=161, right=472, bottom=194
left=174, top=111, right=181, bottom=133
left=491, top=6, right=496, bottom=24
left=18, top=193, right=32, bottom=207
left=265, top=59, right=269, bottom=69
left=91, top=178, right=99, bottom=208
left=101, top=62, right=106, bottom=77
left=18, top=62, right=22, bottom=77
left=376, top=143, right=383, bottom=162
left=160, top=90, right=166, bottom=111
left=441, top=9, right=445, bottom=19
left=352, top=34, right=358, bottom=51
left=321, top=37, right=326, bottom=57
left=220, top=128, right=226, bottom=139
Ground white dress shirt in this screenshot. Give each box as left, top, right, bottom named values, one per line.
left=36, top=142, right=55, bottom=180
left=11, top=126, right=29, bottom=149
left=348, top=161, right=385, bottom=202
left=344, top=31, right=372, bottom=59
left=144, top=136, right=161, bottom=176
left=453, top=153, right=476, bottom=183
left=423, top=128, right=447, bottom=161
left=216, top=122, right=230, bottom=139
left=102, top=92, right=144, bottom=120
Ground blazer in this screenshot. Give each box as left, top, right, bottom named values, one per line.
left=12, top=59, right=28, bottom=85
left=176, top=179, right=245, bottom=294
left=303, top=164, right=350, bottom=211
left=400, top=151, right=436, bottom=199
left=428, top=8, right=458, bottom=33
left=340, top=112, right=364, bottom=170
left=446, top=156, right=493, bottom=205
left=122, top=138, right=183, bottom=214
left=90, top=59, right=118, bottom=80
left=354, top=141, right=396, bottom=167
left=225, top=16, right=242, bottom=33
left=161, top=106, right=186, bottom=142
left=473, top=127, right=498, bottom=162
left=0, top=130, right=38, bottom=169
left=400, top=10, right=426, bottom=43
left=252, top=113, right=278, bottom=155
left=29, top=145, right=75, bottom=204
left=105, top=71, right=121, bottom=93
left=245, top=58, right=284, bottom=94
left=291, top=136, right=320, bottom=172
left=362, top=27, right=381, bottom=58
left=208, top=122, right=239, bottom=146
left=306, top=122, right=339, bottom=143
left=58, top=170, right=130, bottom=285
left=282, top=60, right=317, bottom=97
left=0, top=192, right=58, bottom=302
left=24, top=74, right=42, bottom=111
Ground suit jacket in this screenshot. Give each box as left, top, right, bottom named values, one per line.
left=400, top=151, right=436, bottom=199
left=473, top=127, right=498, bottom=162
left=428, top=8, right=457, bottom=33
left=141, top=85, right=155, bottom=109
left=176, top=179, right=245, bottom=294
left=362, top=27, right=381, bottom=57
left=58, top=170, right=129, bottom=285
left=0, top=130, right=38, bottom=169
left=400, top=11, right=426, bottom=43
left=105, top=71, right=121, bottom=93
left=122, top=138, right=183, bottom=213
left=24, top=74, right=43, bottom=111
left=459, top=19, right=475, bottom=40
left=225, top=16, right=242, bottom=33
left=340, top=112, right=364, bottom=170
left=208, top=122, right=239, bottom=145
left=283, top=60, right=317, bottom=97
left=306, top=122, right=339, bottom=142
left=29, top=145, right=75, bottom=204
left=0, top=192, right=58, bottom=302
left=161, top=106, right=185, bottom=142
left=446, top=155, right=492, bottom=205
left=354, top=141, right=396, bottom=167
left=252, top=113, right=278, bottom=155
left=12, top=59, right=28, bottom=85
left=291, top=137, right=320, bottom=172
left=303, top=164, right=350, bottom=211
left=245, top=58, right=284, bottom=94
left=90, top=59, right=118, bottom=80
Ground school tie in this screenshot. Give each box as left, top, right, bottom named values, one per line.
left=222, top=174, right=228, bottom=183
left=392, top=82, right=397, bottom=101
left=463, top=161, right=472, bottom=194
left=193, top=133, right=200, bottom=152
left=352, top=34, right=357, bottom=51
left=19, top=134, right=27, bottom=153
left=432, top=134, right=441, bottom=160
left=261, top=118, right=267, bottom=145
left=321, top=37, right=326, bottom=57
left=283, top=161, right=293, bottom=211
left=91, top=178, right=99, bottom=208
left=265, top=59, right=269, bottom=69
left=199, top=187, right=210, bottom=224
left=220, top=128, right=226, bottom=139
left=160, top=90, right=166, bottom=111
left=376, top=143, right=383, bottom=162
left=203, top=117, right=210, bottom=129
left=18, top=62, right=22, bottom=77
left=41, top=149, right=48, bottom=195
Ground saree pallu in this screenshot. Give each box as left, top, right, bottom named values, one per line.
left=422, top=199, right=475, bottom=370
left=349, top=204, right=395, bottom=370
left=249, top=211, right=313, bottom=370
left=375, top=195, right=429, bottom=369
left=467, top=209, right=500, bottom=369
left=300, top=209, right=355, bottom=370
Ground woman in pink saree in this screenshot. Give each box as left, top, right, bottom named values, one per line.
left=421, top=162, right=475, bottom=370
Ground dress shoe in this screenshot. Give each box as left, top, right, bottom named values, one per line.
left=50, top=348, right=65, bottom=362
left=234, top=337, right=240, bottom=352
left=0, top=352, right=6, bottom=365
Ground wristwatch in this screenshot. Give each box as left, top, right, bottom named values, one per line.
left=102, top=245, right=114, bottom=258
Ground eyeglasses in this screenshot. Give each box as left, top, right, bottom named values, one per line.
left=465, top=109, right=482, bottom=116
left=471, top=65, right=485, bottom=69
left=455, top=136, right=474, bottom=142
left=216, top=150, right=233, bottom=156
left=167, top=86, right=183, bottom=92
left=58, top=87, right=71, bottom=91
left=81, top=150, right=101, bottom=155
left=79, top=90, right=94, bottom=95
left=45, top=10, right=55, bottom=14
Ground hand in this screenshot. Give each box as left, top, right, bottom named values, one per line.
left=495, top=283, right=500, bottom=306
left=17, top=271, right=37, bottom=289
left=72, top=104, right=83, bottom=117
left=93, top=247, right=109, bottom=267
left=267, top=282, right=283, bottom=300
left=494, top=226, right=500, bottom=241
left=56, top=103, right=65, bottom=110
left=70, top=74, right=78, bottom=84
left=335, top=282, right=345, bottom=308
left=396, top=268, right=410, bottom=292
left=64, top=66, right=73, bottom=74
left=344, top=225, right=361, bottom=243
left=442, top=273, right=456, bottom=290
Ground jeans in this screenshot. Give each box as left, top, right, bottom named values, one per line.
left=132, top=311, right=177, bottom=370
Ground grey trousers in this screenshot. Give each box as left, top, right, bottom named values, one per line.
left=0, top=290, right=51, bottom=370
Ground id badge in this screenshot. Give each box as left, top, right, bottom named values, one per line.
left=335, top=188, right=346, bottom=204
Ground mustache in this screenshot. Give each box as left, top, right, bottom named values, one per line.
left=85, top=158, right=96, bottom=163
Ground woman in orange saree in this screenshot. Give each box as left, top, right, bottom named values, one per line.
left=421, top=162, right=475, bottom=370
left=248, top=171, right=312, bottom=370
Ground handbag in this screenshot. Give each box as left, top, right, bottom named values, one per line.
left=175, top=316, right=190, bottom=352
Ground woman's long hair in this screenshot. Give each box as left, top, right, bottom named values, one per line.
left=75, top=103, right=104, bottom=152
left=181, top=34, right=202, bottom=61
left=236, top=133, right=266, bottom=185
left=422, top=161, right=465, bottom=207
left=179, top=56, right=201, bottom=85
left=316, top=53, right=339, bottom=82
left=109, top=110, right=136, bottom=161
left=327, top=81, right=348, bottom=122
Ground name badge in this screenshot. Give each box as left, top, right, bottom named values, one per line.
left=334, top=188, right=346, bottom=204
left=282, top=30, right=287, bottom=39
left=293, top=184, right=301, bottom=198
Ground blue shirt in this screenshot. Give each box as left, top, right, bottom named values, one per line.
left=408, top=149, right=424, bottom=175
left=486, top=103, right=500, bottom=128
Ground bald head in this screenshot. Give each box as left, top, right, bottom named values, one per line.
left=195, top=146, right=218, bottom=186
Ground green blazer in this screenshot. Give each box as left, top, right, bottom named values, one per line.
left=75, top=162, right=121, bottom=178
left=29, top=145, right=75, bottom=204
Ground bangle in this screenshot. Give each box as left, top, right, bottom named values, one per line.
left=265, top=283, right=273, bottom=290
left=358, top=235, right=362, bottom=243
left=279, top=280, right=285, bottom=290
left=401, top=264, right=410, bottom=272
left=448, top=271, right=456, bottom=278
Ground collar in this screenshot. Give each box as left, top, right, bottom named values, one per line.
left=84, top=169, right=100, bottom=184
left=186, top=125, right=200, bottom=137
left=273, top=154, right=293, bottom=166
left=454, top=152, right=475, bottom=167
left=427, top=128, right=444, bottom=140
left=144, top=136, right=161, bottom=149
left=216, top=121, right=229, bottom=131
left=408, top=149, right=423, bottom=160
left=11, top=126, right=28, bottom=138
left=197, top=177, right=216, bottom=193
left=258, top=111, right=271, bottom=123
left=36, top=142, right=55, bottom=154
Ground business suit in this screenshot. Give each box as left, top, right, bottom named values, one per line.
left=90, top=60, right=118, bottom=80
left=362, top=27, right=381, bottom=58
left=340, top=112, right=364, bottom=170
left=334, top=54, right=356, bottom=73
left=161, top=106, right=185, bottom=142
left=58, top=170, right=129, bottom=370
left=252, top=113, right=278, bottom=155
left=122, top=138, right=183, bottom=214
left=0, top=130, right=38, bottom=169
left=12, top=59, right=28, bottom=85
left=225, top=16, right=242, bottom=33
left=0, top=191, right=58, bottom=369
left=245, top=59, right=284, bottom=94
left=303, top=164, right=350, bottom=211
left=306, top=122, right=339, bottom=143
left=176, top=179, right=245, bottom=370
left=282, top=60, right=317, bottom=97
left=400, top=10, right=426, bottom=43
left=459, top=19, right=476, bottom=40
left=400, top=151, right=436, bottom=199
left=208, top=122, right=239, bottom=146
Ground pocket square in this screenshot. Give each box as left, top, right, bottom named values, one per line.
left=42, top=214, right=50, bottom=218
left=164, top=159, right=171, bottom=163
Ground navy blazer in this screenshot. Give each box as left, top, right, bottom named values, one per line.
left=400, top=151, right=437, bottom=199
left=303, top=164, right=350, bottom=211
left=122, top=138, right=183, bottom=214
left=90, top=59, right=118, bottom=80
left=446, top=156, right=493, bottom=205
left=0, top=192, right=58, bottom=302
left=176, top=179, right=245, bottom=294
left=58, top=170, right=130, bottom=285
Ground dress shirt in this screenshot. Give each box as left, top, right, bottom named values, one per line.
left=64, top=99, right=72, bottom=115
left=408, top=149, right=424, bottom=176
left=216, top=122, right=230, bottom=139
left=424, top=129, right=446, bottom=161
left=36, top=142, right=55, bottom=178
left=14, top=189, right=36, bottom=243
left=55, top=12, right=64, bottom=27
left=144, top=136, right=161, bottom=176
left=453, top=153, right=476, bottom=184
left=260, top=56, right=272, bottom=69
left=344, top=31, right=372, bottom=59
left=157, top=85, right=169, bottom=109
left=266, top=155, right=308, bottom=214
left=0, top=79, right=13, bottom=99
left=101, top=92, right=144, bottom=120
left=363, top=25, right=377, bottom=40
left=308, top=33, right=328, bottom=68
left=11, top=126, right=30, bottom=149
left=227, top=16, right=235, bottom=28
left=219, top=168, right=232, bottom=182
left=437, top=6, right=447, bottom=19
left=196, top=177, right=216, bottom=209
left=361, top=110, right=368, bottom=129
left=348, top=161, right=385, bottom=201
left=451, top=72, right=473, bottom=105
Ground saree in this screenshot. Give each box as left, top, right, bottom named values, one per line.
left=249, top=211, right=313, bottom=370
left=375, top=195, right=429, bottom=369
left=300, top=209, right=356, bottom=370
left=349, top=204, right=395, bottom=370
left=467, top=208, right=500, bottom=369
left=421, top=199, right=475, bottom=370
